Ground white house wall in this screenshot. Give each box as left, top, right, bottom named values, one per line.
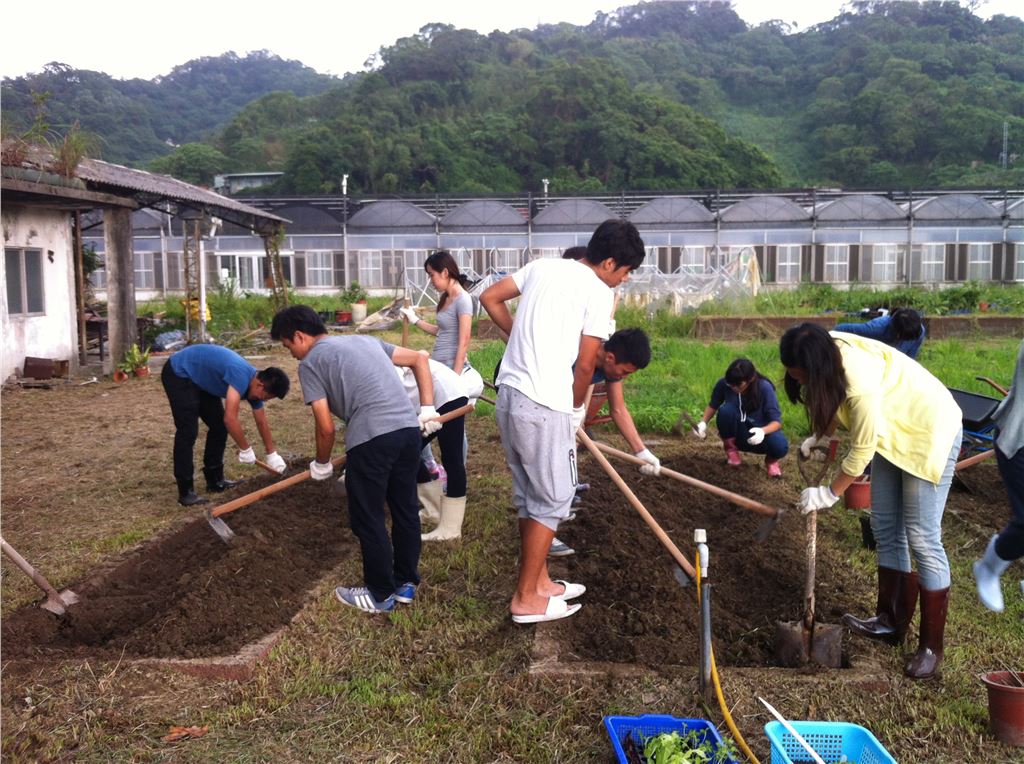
left=1, top=205, right=77, bottom=380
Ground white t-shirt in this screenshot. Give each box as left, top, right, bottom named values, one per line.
left=397, top=358, right=477, bottom=411
left=497, top=258, right=613, bottom=413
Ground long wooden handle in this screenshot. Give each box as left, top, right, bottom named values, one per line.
left=254, top=459, right=280, bottom=476
left=592, top=440, right=780, bottom=519
left=804, top=510, right=816, bottom=630
left=401, top=297, right=410, bottom=347
left=576, top=429, right=697, bottom=579
left=1, top=537, right=64, bottom=601
left=211, top=405, right=475, bottom=519
left=955, top=448, right=996, bottom=472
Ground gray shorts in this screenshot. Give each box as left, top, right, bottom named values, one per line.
left=496, top=385, right=577, bottom=531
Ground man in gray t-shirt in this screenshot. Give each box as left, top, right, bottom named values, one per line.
left=271, top=305, right=441, bottom=614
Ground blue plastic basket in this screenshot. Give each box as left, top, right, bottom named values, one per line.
left=764, top=720, right=897, bottom=764
left=603, top=714, right=737, bottom=764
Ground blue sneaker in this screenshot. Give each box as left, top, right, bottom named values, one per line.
left=548, top=537, right=575, bottom=557
left=394, top=582, right=417, bottom=604
left=335, top=586, right=395, bottom=614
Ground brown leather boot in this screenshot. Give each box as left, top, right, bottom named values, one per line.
left=841, top=567, right=919, bottom=646
left=904, top=586, right=949, bottom=680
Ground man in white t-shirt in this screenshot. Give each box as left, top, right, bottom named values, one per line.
left=480, top=219, right=647, bottom=624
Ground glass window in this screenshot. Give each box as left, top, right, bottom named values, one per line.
left=872, top=244, right=899, bottom=283
left=305, top=251, right=333, bottom=287
left=1015, top=243, right=1024, bottom=281
left=776, top=245, right=801, bottom=283
left=919, top=243, right=944, bottom=283
left=134, top=251, right=155, bottom=289
left=238, top=256, right=257, bottom=290
left=967, top=243, right=992, bottom=281
left=5, top=248, right=45, bottom=315
left=824, top=244, right=848, bottom=283
left=357, top=250, right=384, bottom=288
left=680, top=246, right=705, bottom=273
left=490, top=248, right=522, bottom=273
left=165, top=252, right=182, bottom=290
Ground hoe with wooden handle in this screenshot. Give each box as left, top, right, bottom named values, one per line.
left=206, top=404, right=476, bottom=542
left=589, top=439, right=784, bottom=542
left=1, top=536, right=80, bottom=615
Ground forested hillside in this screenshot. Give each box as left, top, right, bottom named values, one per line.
left=3, top=1, right=1022, bottom=192
left=0, top=52, right=337, bottom=165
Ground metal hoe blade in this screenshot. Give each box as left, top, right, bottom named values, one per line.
left=206, top=510, right=236, bottom=543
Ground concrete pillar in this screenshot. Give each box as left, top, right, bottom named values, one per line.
left=104, top=206, right=137, bottom=372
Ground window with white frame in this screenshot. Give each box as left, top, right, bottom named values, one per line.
left=872, top=244, right=899, bottom=283
left=305, top=251, right=333, bottom=287
left=1015, top=243, right=1024, bottom=281
left=967, top=243, right=992, bottom=281
left=357, top=250, right=383, bottom=288
left=824, top=244, right=849, bottom=283
left=238, top=256, right=257, bottom=290
left=679, top=246, right=705, bottom=273
left=534, top=248, right=562, bottom=260
left=776, top=245, right=801, bottom=283
left=134, top=251, right=156, bottom=289
left=5, top=248, right=45, bottom=315
left=919, top=243, right=945, bottom=283
left=490, top=248, right=521, bottom=273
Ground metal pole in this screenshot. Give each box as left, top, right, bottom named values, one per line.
left=196, top=220, right=208, bottom=342
left=73, top=211, right=88, bottom=366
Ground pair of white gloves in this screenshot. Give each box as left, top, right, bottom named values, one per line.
left=797, top=433, right=840, bottom=514
left=691, top=419, right=766, bottom=446
left=307, top=405, right=444, bottom=480
left=238, top=447, right=287, bottom=474
left=570, top=405, right=660, bottom=476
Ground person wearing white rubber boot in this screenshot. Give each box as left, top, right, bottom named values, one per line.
left=973, top=339, right=1024, bottom=612
left=396, top=353, right=483, bottom=542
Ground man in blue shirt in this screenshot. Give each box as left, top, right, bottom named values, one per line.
left=834, top=307, right=925, bottom=359
left=161, top=344, right=290, bottom=506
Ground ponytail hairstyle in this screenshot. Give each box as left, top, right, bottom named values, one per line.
left=724, top=357, right=769, bottom=414
left=424, top=251, right=470, bottom=311
left=890, top=307, right=922, bottom=342
left=779, top=323, right=848, bottom=436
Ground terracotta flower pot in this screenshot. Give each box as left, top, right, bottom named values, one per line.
left=113, top=369, right=129, bottom=383
left=844, top=474, right=871, bottom=509
left=981, top=671, right=1024, bottom=746
left=134, top=366, right=150, bottom=377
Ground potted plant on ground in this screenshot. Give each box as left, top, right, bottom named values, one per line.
left=122, top=343, right=151, bottom=377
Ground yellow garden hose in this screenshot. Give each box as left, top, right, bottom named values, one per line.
left=696, top=557, right=761, bottom=764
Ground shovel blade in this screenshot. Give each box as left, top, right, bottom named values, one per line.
left=206, top=512, right=236, bottom=543
left=755, top=511, right=782, bottom=543
left=773, top=619, right=843, bottom=668
left=39, top=588, right=79, bottom=615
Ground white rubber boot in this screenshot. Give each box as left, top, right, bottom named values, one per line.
left=422, top=495, right=466, bottom=541
left=417, top=480, right=443, bottom=527
left=973, top=534, right=1011, bottom=612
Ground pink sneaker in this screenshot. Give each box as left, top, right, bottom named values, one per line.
left=766, top=458, right=782, bottom=478
left=723, top=438, right=741, bottom=467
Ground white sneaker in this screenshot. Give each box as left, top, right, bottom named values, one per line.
left=549, top=537, right=575, bottom=557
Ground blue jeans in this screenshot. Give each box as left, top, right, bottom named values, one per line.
left=870, top=427, right=962, bottom=590
left=995, top=446, right=1024, bottom=561
left=715, top=401, right=789, bottom=460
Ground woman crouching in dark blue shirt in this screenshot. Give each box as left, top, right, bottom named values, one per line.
left=693, top=358, right=789, bottom=477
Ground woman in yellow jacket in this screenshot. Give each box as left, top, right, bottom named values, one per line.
left=779, top=323, right=962, bottom=680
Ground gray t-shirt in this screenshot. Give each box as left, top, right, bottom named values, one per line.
left=298, top=335, right=419, bottom=450
left=431, top=290, right=473, bottom=369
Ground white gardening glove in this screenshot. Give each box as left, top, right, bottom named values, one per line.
left=635, top=448, right=661, bottom=476
left=309, top=459, right=334, bottom=481
left=800, top=434, right=825, bottom=459
left=570, top=405, right=586, bottom=433
left=694, top=420, right=707, bottom=439
left=798, top=485, right=839, bottom=514
left=418, top=405, right=443, bottom=436
left=238, top=446, right=256, bottom=464
left=607, top=318, right=616, bottom=336
left=400, top=307, right=419, bottom=324
left=265, top=451, right=286, bottom=474
left=747, top=427, right=766, bottom=446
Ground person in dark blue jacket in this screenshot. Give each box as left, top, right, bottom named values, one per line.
left=834, top=307, right=925, bottom=359
left=692, top=358, right=789, bottom=477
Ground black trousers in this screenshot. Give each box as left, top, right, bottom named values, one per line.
left=417, top=396, right=468, bottom=498
left=162, top=362, right=228, bottom=483
left=344, top=426, right=422, bottom=601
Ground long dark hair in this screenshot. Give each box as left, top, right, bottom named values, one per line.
left=725, top=357, right=770, bottom=414
left=779, top=323, right=848, bottom=435
left=424, top=251, right=470, bottom=311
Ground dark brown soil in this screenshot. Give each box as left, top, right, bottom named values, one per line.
left=555, top=438, right=1010, bottom=669
left=1, top=472, right=357, bottom=659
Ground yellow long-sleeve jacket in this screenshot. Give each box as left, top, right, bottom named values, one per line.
left=831, top=332, right=962, bottom=484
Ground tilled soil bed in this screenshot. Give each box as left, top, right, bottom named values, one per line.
left=2, top=474, right=356, bottom=659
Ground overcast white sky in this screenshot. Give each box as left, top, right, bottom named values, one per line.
left=1, top=1, right=1020, bottom=80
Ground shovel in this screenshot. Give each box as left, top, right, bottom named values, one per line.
left=773, top=446, right=844, bottom=668
left=1, top=536, right=80, bottom=615
left=590, top=439, right=783, bottom=542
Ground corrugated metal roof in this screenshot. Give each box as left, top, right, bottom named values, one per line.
left=816, top=194, right=906, bottom=222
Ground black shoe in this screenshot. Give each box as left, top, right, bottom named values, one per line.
left=206, top=477, right=243, bottom=493
left=178, top=490, right=209, bottom=506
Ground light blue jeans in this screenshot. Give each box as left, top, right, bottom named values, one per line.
left=869, top=427, right=962, bottom=590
